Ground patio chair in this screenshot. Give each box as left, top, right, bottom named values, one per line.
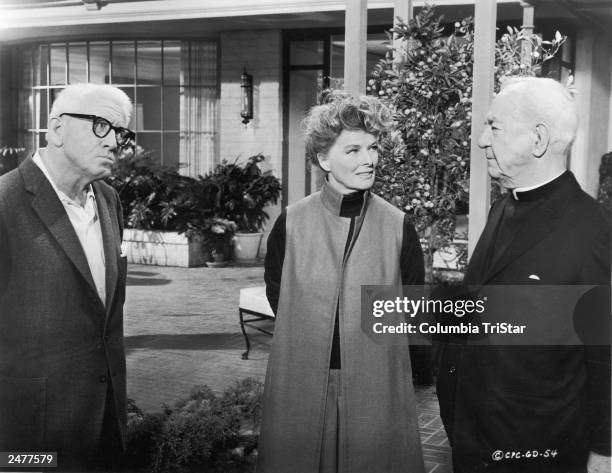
left=238, top=286, right=275, bottom=359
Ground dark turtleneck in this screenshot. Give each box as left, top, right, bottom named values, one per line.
left=330, top=190, right=365, bottom=368
left=264, top=186, right=424, bottom=369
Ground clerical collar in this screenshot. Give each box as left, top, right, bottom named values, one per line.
left=511, top=170, right=569, bottom=202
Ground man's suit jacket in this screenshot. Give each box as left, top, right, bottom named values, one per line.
left=437, top=171, right=611, bottom=472
left=0, top=157, right=128, bottom=467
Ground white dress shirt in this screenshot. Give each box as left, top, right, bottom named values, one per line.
left=33, top=151, right=107, bottom=306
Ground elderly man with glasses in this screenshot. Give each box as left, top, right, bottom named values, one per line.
left=0, top=83, right=133, bottom=471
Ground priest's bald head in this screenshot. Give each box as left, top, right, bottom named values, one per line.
left=477, top=77, right=577, bottom=189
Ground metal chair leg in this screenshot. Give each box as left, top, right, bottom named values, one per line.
left=239, top=309, right=251, bottom=359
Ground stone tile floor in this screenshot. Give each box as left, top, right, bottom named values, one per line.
left=124, top=263, right=451, bottom=473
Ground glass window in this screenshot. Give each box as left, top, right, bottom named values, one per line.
left=137, top=40, right=162, bottom=85
left=163, top=132, right=180, bottom=168
left=35, top=89, right=48, bottom=129
left=136, top=87, right=162, bottom=130
left=118, top=87, right=136, bottom=129
left=37, top=45, right=49, bottom=86
left=112, top=41, right=135, bottom=84
left=18, top=88, right=33, bottom=139
left=137, top=133, right=161, bottom=160
left=90, top=42, right=110, bottom=84
left=163, top=41, right=181, bottom=85
left=50, top=44, right=66, bottom=85
left=163, top=87, right=180, bottom=131
left=17, top=40, right=218, bottom=174
left=290, top=40, right=324, bottom=66
left=68, top=43, right=87, bottom=83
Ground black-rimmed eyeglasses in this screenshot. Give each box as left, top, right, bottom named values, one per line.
left=59, top=113, right=135, bottom=147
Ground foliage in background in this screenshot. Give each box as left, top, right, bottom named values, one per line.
left=201, top=217, right=239, bottom=255
left=367, top=5, right=565, bottom=281
left=208, top=153, right=282, bottom=233
left=108, top=146, right=217, bottom=235
left=0, top=146, right=25, bottom=176
left=494, top=26, right=567, bottom=91
left=108, top=149, right=281, bottom=256
left=125, top=378, right=263, bottom=473
left=598, top=152, right=612, bottom=213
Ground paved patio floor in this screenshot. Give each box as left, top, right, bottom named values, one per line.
left=124, top=263, right=451, bottom=473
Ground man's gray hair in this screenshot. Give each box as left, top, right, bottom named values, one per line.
left=499, top=77, right=578, bottom=154
left=49, top=83, right=133, bottom=126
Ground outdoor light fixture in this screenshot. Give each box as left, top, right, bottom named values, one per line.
left=82, top=0, right=104, bottom=11
left=240, top=67, right=253, bottom=125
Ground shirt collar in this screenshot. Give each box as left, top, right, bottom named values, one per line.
left=32, top=150, right=96, bottom=207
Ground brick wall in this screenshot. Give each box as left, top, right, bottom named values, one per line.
left=219, top=30, right=284, bottom=255
left=220, top=30, right=283, bottom=171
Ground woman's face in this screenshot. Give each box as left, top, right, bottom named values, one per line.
left=317, top=129, right=379, bottom=194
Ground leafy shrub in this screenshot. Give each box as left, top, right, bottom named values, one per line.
left=125, top=379, right=264, bottom=473
left=108, top=147, right=217, bottom=234
left=124, top=399, right=165, bottom=471
left=108, top=150, right=280, bottom=256
left=220, top=377, right=263, bottom=432
left=209, top=154, right=282, bottom=233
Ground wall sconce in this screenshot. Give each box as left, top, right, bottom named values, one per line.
left=82, top=0, right=104, bottom=10
left=240, top=67, right=253, bottom=125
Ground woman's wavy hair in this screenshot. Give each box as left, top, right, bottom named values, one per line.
left=302, top=90, right=391, bottom=168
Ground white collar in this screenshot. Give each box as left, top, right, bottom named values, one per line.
left=32, top=150, right=95, bottom=207
left=512, top=170, right=565, bottom=201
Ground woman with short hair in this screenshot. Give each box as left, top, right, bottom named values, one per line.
left=257, top=91, right=425, bottom=473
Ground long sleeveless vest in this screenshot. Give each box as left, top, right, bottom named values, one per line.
left=257, top=182, right=424, bottom=473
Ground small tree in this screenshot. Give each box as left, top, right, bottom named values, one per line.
left=368, top=5, right=565, bottom=282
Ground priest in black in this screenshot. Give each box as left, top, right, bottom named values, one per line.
left=437, top=77, right=611, bottom=473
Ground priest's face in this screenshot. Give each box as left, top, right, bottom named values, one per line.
left=478, top=92, right=534, bottom=189
left=317, top=129, right=379, bottom=194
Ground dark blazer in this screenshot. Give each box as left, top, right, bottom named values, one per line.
left=0, top=157, right=128, bottom=469
left=437, top=171, right=611, bottom=472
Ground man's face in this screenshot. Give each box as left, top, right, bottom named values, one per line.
left=477, top=93, right=534, bottom=189
left=59, top=97, right=127, bottom=182
left=318, top=129, right=379, bottom=194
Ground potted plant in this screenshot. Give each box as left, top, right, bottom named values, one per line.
left=209, top=153, right=282, bottom=262
left=201, top=217, right=238, bottom=267
left=108, top=147, right=218, bottom=267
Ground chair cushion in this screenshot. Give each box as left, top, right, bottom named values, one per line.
left=239, top=286, right=275, bottom=318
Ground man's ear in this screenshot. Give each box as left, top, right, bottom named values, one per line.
left=533, top=123, right=550, bottom=158
left=46, top=117, right=64, bottom=147
left=317, top=153, right=331, bottom=172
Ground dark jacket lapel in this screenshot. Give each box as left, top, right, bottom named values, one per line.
left=481, top=176, right=576, bottom=283
left=93, top=182, right=119, bottom=313
left=465, top=199, right=505, bottom=285
left=20, top=157, right=98, bottom=295
left=483, top=204, right=561, bottom=282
